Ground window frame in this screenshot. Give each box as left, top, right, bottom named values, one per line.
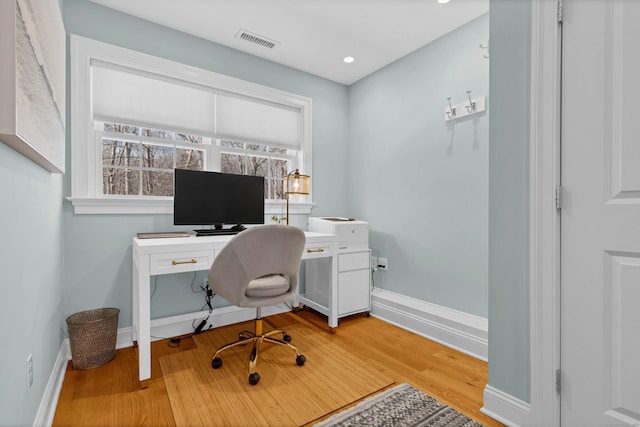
left=68, top=35, right=312, bottom=215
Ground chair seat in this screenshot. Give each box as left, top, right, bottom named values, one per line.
left=246, top=274, right=290, bottom=298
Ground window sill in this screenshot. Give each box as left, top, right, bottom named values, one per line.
left=66, top=197, right=315, bottom=216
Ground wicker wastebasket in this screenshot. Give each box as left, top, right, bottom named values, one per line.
left=66, top=308, right=120, bottom=369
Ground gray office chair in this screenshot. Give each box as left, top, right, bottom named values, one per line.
left=207, top=224, right=307, bottom=385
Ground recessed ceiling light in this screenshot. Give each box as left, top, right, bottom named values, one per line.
left=438, top=0, right=451, bottom=3
left=343, top=56, right=355, bottom=64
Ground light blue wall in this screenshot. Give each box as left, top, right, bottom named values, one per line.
left=488, top=0, right=531, bottom=402
left=0, top=2, right=532, bottom=422
left=0, top=142, right=65, bottom=426
left=348, top=14, right=490, bottom=317
left=61, top=0, right=350, bottom=326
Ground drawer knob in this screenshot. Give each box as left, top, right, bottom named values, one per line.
left=172, top=259, right=197, bottom=265
left=307, top=248, right=324, bottom=253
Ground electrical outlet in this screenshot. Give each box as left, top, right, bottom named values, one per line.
left=371, top=256, right=378, bottom=270
left=27, top=354, right=33, bottom=390
left=378, top=257, right=388, bottom=271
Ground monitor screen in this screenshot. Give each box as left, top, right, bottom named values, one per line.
left=173, top=169, right=265, bottom=228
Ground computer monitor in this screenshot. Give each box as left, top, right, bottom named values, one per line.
left=173, top=169, right=265, bottom=235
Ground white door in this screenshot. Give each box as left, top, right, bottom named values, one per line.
left=561, top=0, right=640, bottom=425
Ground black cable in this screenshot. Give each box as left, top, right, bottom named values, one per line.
left=151, top=275, right=158, bottom=300
left=192, top=285, right=215, bottom=333
left=190, top=272, right=203, bottom=293
left=150, top=334, right=182, bottom=347
left=205, top=286, right=214, bottom=311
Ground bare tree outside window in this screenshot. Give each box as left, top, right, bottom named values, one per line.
left=99, top=125, right=294, bottom=199
left=221, top=152, right=244, bottom=175
left=219, top=140, right=291, bottom=200
left=270, top=158, right=288, bottom=199
left=101, top=122, right=204, bottom=196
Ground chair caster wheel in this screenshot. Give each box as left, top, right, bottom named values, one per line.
left=211, top=357, right=222, bottom=369
left=283, top=334, right=292, bottom=342
left=296, top=355, right=306, bottom=366
left=249, top=372, right=260, bottom=385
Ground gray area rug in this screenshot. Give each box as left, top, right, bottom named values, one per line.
left=314, top=383, right=483, bottom=427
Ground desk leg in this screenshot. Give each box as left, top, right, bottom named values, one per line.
left=134, top=254, right=151, bottom=384
left=328, top=243, right=339, bottom=329
left=132, top=251, right=139, bottom=345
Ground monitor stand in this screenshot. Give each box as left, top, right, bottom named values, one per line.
left=193, top=225, right=245, bottom=236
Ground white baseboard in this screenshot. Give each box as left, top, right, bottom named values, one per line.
left=370, top=288, right=488, bottom=361
left=38, top=304, right=290, bottom=426
left=481, top=385, right=531, bottom=427
left=33, top=344, right=70, bottom=427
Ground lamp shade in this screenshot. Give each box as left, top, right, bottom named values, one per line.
left=284, top=169, right=310, bottom=195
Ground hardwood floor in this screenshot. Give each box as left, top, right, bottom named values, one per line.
left=53, top=309, right=503, bottom=426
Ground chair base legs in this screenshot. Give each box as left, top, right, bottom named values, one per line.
left=211, top=319, right=306, bottom=385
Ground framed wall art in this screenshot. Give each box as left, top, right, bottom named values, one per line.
left=0, top=0, right=66, bottom=173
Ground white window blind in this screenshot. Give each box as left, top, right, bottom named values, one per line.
left=216, top=94, right=300, bottom=147
left=92, top=62, right=216, bottom=137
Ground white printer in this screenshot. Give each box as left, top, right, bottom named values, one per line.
left=308, top=217, right=368, bottom=250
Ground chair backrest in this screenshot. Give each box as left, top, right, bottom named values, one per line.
left=208, top=224, right=306, bottom=308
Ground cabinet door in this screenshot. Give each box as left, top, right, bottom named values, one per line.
left=338, top=269, right=370, bottom=316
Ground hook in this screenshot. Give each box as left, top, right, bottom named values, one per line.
left=446, top=97, right=456, bottom=119
left=479, top=43, right=489, bottom=59
left=465, top=91, right=475, bottom=113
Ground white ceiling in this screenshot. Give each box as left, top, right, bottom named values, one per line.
left=88, top=0, right=489, bottom=85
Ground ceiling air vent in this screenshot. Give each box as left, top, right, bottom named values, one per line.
left=235, top=29, right=278, bottom=49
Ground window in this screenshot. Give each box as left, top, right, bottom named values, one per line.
left=69, top=35, right=312, bottom=214
left=99, top=121, right=207, bottom=197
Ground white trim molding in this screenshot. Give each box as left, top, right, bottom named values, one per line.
left=370, top=288, right=488, bottom=361
left=481, top=385, right=532, bottom=427
left=65, top=197, right=314, bottom=216
left=528, top=0, right=562, bottom=426
left=483, top=2, right=562, bottom=425
left=33, top=345, right=69, bottom=427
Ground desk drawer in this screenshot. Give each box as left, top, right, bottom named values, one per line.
left=339, top=251, right=370, bottom=272
left=150, top=250, right=214, bottom=275
left=303, top=244, right=332, bottom=259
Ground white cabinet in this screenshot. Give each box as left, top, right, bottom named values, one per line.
left=337, top=249, right=371, bottom=316
left=303, top=218, right=371, bottom=319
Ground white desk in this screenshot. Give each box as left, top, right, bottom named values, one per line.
left=132, top=231, right=338, bottom=384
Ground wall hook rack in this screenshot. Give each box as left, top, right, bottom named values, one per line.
left=480, top=42, right=489, bottom=59
left=444, top=92, right=486, bottom=122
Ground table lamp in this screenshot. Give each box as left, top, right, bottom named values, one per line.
left=284, top=169, right=310, bottom=225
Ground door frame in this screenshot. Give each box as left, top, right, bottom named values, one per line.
left=529, top=0, right=561, bottom=425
